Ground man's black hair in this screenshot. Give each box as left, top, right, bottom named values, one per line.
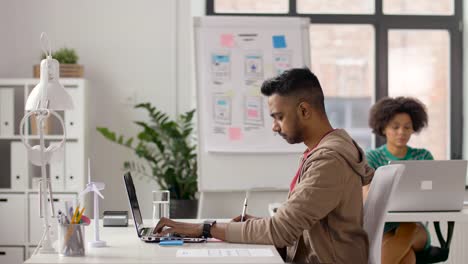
left=260, top=68, right=326, bottom=113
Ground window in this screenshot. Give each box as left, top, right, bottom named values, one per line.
left=298, top=0, right=374, bottom=14
left=214, top=0, right=288, bottom=13
left=207, top=0, right=462, bottom=161
left=310, top=24, right=375, bottom=150
left=388, top=30, right=450, bottom=159
left=383, top=0, right=454, bottom=15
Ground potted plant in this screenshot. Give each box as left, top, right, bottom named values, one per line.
left=34, top=47, right=84, bottom=78
left=96, top=103, right=198, bottom=218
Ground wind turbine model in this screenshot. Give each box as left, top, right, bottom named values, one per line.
left=80, top=159, right=106, bottom=247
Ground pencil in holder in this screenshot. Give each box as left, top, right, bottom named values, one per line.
left=58, top=223, right=87, bottom=256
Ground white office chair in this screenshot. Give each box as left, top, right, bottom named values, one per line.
left=364, top=164, right=405, bottom=264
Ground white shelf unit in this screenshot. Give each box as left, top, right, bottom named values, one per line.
left=0, top=78, right=87, bottom=264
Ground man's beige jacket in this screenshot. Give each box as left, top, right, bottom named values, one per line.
left=226, top=129, right=374, bottom=264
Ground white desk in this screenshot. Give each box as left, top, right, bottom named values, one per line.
left=387, top=208, right=468, bottom=222
left=387, top=207, right=468, bottom=263
left=25, top=220, right=284, bottom=264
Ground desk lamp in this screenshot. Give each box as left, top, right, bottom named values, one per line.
left=19, top=32, right=74, bottom=253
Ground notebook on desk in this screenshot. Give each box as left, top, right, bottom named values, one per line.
left=123, top=172, right=205, bottom=243
left=387, top=160, right=467, bottom=212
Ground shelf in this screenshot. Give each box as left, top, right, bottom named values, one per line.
left=0, top=189, right=79, bottom=194
left=0, top=78, right=86, bottom=253
left=0, top=190, right=26, bottom=194
left=0, top=78, right=85, bottom=87
left=24, top=190, right=79, bottom=194
left=0, top=135, right=78, bottom=141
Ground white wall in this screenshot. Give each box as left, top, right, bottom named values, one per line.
left=463, top=2, right=468, bottom=188
left=0, top=0, right=193, bottom=219
left=464, top=2, right=468, bottom=185
left=2, top=0, right=466, bottom=221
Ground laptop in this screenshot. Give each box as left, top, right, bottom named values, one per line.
left=123, top=172, right=205, bottom=243
left=387, top=160, right=467, bottom=212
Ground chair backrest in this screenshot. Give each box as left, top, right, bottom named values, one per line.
left=364, top=164, right=405, bottom=264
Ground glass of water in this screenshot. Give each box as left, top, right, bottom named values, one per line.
left=152, top=190, right=170, bottom=222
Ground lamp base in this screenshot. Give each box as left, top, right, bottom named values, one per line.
left=88, top=240, right=106, bottom=248
left=37, top=228, right=56, bottom=254
left=39, top=245, right=56, bottom=254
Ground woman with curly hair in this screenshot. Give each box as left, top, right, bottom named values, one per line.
left=365, top=96, right=433, bottom=264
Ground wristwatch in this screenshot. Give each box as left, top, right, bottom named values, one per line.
left=202, top=220, right=217, bottom=238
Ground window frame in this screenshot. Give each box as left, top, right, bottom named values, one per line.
left=206, top=0, right=463, bottom=160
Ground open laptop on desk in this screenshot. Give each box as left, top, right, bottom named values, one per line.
left=123, top=172, right=205, bottom=243
left=388, top=160, right=467, bottom=212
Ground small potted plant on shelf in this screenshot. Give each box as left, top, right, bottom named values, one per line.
left=96, top=103, right=198, bottom=218
left=34, top=47, right=84, bottom=78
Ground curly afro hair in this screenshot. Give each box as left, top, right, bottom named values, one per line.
left=369, top=97, right=428, bottom=137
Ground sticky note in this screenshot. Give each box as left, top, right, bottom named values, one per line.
left=228, top=127, right=242, bottom=141
left=225, top=90, right=235, bottom=97
left=247, top=109, right=258, bottom=118
left=220, top=34, right=235, bottom=48
left=213, top=55, right=230, bottom=63
left=217, top=99, right=227, bottom=106
left=272, top=35, right=287, bottom=49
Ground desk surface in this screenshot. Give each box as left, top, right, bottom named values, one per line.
left=26, top=209, right=468, bottom=264
left=25, top=219, right=283, bottom=264
left=387, top=207, right=468, bottom=222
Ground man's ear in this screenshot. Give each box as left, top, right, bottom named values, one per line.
left=297, top=102, right=311, bottom=119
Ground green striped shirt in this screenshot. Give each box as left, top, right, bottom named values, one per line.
left=366, top=144, right=434, bottom=233
left=366, top=144, right=434, bottom=169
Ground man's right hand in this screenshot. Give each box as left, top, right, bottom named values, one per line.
left=231, top=214, right=260, bottom=222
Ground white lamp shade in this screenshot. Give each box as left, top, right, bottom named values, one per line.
left=25, top=58, right=74, bottom=111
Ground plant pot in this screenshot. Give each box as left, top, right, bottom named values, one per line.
left=170, top=199, right=198, bottom=219
left=33, top=64, right=84, bottom=78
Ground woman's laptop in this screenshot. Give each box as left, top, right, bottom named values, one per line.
left=123, top=172, right=205, bottom=243
left=387, top=160, right=467, bottom=212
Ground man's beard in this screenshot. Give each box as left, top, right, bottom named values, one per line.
left=280, top=130, right=303, bottom=144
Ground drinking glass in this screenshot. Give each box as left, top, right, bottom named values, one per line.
left=152, top=190, right=170, bottom=222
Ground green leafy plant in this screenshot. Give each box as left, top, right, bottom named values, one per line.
left=42, top=47, right=79, bottom=64
left=97, top=103, right=198, bottom=200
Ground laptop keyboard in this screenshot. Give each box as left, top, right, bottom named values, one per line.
left=141, top=227, right=154, bottom=236
left=141, top=227, right=176, bottom=237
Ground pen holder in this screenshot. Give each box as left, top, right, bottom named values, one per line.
left=58, top=223, right=88, bottom=256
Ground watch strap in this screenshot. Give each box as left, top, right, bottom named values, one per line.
left=202, top=220, right=217, bottom=238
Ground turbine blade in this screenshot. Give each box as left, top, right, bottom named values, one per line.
left=94, top=182, right=105, bottom=190
left=92, top=186, right=104, bottom=199
left=79, top=186, right=93, bottom=197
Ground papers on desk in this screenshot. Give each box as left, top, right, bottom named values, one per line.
left=176, top=248, right=274, bottom=258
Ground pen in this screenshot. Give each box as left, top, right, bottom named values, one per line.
left=240, top=192, right=248, bottom=222
left=77, top=207, right=85, bottom=223
left=72, top=206, right=80, bottom=224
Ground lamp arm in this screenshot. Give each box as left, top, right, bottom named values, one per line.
left=38, top=113, right=54, bottom=252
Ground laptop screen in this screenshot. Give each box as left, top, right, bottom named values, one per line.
left=123, top=172, right=144, bottom=234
